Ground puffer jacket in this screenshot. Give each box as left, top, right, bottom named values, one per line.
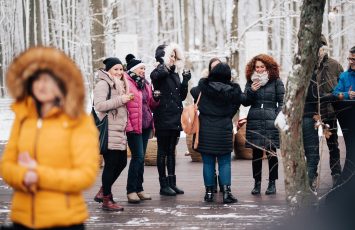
left=94, top=69, right=129, bottom=150
left=243, top=78, right=285, bottom=149
left=190, top=79, right=242, bottom=155
left=150, top=64, right=188, bottom=131
left=0, top=98, right=99, bottom=229
left=333, top=68, right=355, bottom=100
left=124, top=72, right=158, bottom=134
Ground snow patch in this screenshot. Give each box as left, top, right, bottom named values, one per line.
left=195, top=213, right=268, bottom=219
left=126, top=217, right=150, bottom=225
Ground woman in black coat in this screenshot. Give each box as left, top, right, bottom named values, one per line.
left=191, top=63, right=241, bottom=203
left=150, top=43, right=191, bottom=196
left=243, top=54, right=285, bottom=196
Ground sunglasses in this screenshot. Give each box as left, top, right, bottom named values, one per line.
left=347, top=57, right=355, bottom=62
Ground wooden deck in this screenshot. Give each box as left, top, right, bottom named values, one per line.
left=0, top=137, right=344, bottom=229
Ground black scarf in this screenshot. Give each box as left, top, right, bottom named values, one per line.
left=129, top=71, right=146, bottom=90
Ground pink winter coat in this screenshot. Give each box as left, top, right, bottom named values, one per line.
left=125, top=72, right=159, bottom=134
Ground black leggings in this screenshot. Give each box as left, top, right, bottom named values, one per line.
left=102, top=149, right=127, bottom=196
left=156, top=131, right=179, bottom=177
left=252, top=148, right=278, bottom=181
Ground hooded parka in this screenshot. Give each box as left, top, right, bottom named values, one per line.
left=1, top=47, right=99, bottom=229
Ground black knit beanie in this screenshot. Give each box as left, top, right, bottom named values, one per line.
left=103, top=57, right=122, bottom=71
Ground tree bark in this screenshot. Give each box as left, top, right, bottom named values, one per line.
left=276, top=0, right=326, bottom=208
left=183, top=0, right=189, bottom=52
left=229, top=0, right=239, bottom=78
left=90, top=0, right=105, bottom=72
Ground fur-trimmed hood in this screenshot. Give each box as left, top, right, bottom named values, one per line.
left=6, top=47, right=85, bottom=118
left=155, top=43, right=184, bottom=72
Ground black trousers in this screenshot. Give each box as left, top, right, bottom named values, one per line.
left=156, top=130, right=180, bottom=178
left=102, top=149, right=127, bottom=196
left=252, top=148, right=278, bottom=181
left=325, top=118, right=342, bottom=176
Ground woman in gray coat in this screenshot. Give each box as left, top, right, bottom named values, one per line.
left=243, top=54, right=285, bottom=196
left=93, top=57, right=132, bottom=211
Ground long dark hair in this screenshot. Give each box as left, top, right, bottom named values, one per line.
left=208, top=57, right=221, bottom=72
left=208, top=63, right=231, bottom=84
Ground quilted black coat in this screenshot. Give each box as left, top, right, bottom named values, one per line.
left=150, top=64, right=188, bottom=131
left=243, top=78, right=285, bottom=149
left=191, top=79, right=242, bottom=155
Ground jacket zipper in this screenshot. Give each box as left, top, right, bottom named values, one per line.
left=66, top=193, right=70, bottom=208
left=31, top=118, right=42, bottom=228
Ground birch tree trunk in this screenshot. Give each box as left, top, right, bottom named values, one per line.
left=229, top=0, right=239, bottom=77
left=90, top=0, right=105, bottom=72
left=277, top=0, right=326, bottom=208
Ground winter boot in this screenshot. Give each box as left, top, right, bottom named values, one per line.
left=137, top=191, right=152, bottom=200
left=218, top=175, right=224, bottom=192
left=94, top=186, right=103, bottom=203
left=265, top=180, right=276, bottom=195
left=251, top=180, right=261, bottom=195
left=222, top=185, right=238, bottom=204
left=168, top=175, right=184, bottom=194
left=102, top=195, right=124, bottom=211
left=127, top=192, right=140, bottom=203
left=159, top=177, right=176, bottom=196
left=213, top=174, right=218, bottom=193
left=204, top=186, right=214, bottom=202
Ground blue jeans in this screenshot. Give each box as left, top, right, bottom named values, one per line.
left=303, top=117, right=320, bottom=181
left=126, top=128, right=151, bottom=194
left=201, top=153, right=231, bottom=187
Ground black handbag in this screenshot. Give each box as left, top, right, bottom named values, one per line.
left=92, top=82, right=111, bottom=155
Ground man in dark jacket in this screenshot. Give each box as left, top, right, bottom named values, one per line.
left=315, top=35, right=344, bottom=187
left=150, top=43, right=191, bottom=196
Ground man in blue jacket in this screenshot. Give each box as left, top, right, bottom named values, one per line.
left=333, top=46, right=355, bottom=99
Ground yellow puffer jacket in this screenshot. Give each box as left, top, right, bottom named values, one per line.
left=0, top=98, right=99, bottom=229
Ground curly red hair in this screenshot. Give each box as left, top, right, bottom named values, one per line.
left=245, top=54, right=280, bottom=81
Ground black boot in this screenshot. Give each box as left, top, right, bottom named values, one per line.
left=213, top=174, right=218, bottom=193
left=204, top=186, right=214, bottom=202
left=265, top=180, right=276, bottom=195
left=159, top=177, right=176, bottom=196
left=218, top=175, right=224, bottom=192
left=222, top=185, right=238, bottom=204
left=251, top=180, right=261, bottom=195
left=168, top=175, right=184, bottom=194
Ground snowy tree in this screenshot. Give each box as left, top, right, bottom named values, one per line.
left=275, top=0, right=326, bottom=208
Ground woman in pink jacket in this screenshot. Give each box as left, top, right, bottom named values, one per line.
left=124, top=54, right=159, bottom=203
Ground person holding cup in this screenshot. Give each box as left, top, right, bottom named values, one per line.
left=150, top=43, right=191, bottom=196
left=124, top=54, right=159, bottom=203
left=243, top=54, right=285, bottom=196
left=93, top=57, right=131, bottom=211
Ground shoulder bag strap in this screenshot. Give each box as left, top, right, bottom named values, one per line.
left=92, top=81, right=112, bottom=112
left=195, top=92, right=202, bottom=106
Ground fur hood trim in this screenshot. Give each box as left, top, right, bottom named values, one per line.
left=6, top=47, right=85, bottom=118
left=163, top=43, right=184, bottom=72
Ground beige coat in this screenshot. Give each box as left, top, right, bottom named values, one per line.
left=94, top=69, right=129, bottom=151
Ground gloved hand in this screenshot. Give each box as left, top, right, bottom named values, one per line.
left=169, top=65, right=176, bottom=73
left=153, top=90, right=161, bottom=102
left=182, top=69, right=191, bottom=84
